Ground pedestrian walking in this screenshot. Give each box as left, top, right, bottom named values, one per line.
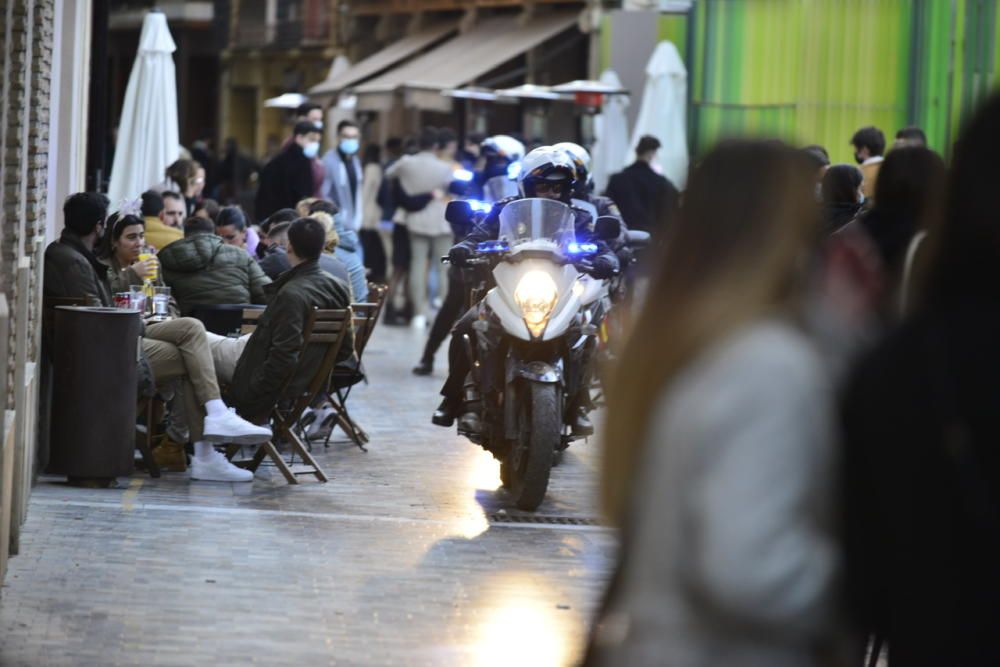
left=605, top=135, right=679, bottom=239
left=385, top=127, right=455, bottom=329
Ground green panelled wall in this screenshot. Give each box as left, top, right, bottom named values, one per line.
left=600, top=0, right=1000, bottom=165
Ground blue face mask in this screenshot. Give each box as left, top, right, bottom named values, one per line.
left=339, top=138, right=360, bottom=155
left=303, top=141, right=320, bottom=159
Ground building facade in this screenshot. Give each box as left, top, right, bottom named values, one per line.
left=0, top=0, right=92, bottom=584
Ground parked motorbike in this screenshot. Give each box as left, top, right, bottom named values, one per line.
left=444, top=197, right=620, bottom=510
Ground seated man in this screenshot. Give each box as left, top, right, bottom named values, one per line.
left=228, top=217, right=354, bottom=422
left=44, top=193, right=272, bottom=482
left=307, top=199, right=368, bottom=302
left=158, top=215, right=271, bottom=314
left=142, top=190, right=185, bottom=251
left=258, top=220, right=352, bottom=291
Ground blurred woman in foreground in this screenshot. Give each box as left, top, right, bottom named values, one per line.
left=589, top=141, right=848, bottom=666
left=842, top=94, right=1000, bottom=666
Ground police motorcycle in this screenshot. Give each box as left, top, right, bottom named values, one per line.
left=441, top=187, right=621, bottom=511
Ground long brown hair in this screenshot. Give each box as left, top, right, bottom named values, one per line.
left=601, top=140, right=820, bottom=525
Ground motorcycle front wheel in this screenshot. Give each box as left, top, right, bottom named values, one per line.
left=502, top=382, right=560, bottom=511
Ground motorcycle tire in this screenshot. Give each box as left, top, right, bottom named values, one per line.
left=503, top=382, right=559, bottom=511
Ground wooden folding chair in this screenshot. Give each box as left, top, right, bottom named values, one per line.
left=322, top=284, right=388, bottom=450
left=229, top=307, right=352, bottom=484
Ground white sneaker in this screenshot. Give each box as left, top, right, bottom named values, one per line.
left=190, top=449, right=254, bottom=483
left=411, top=314, right=427, bottom=330
left=203, top=408, right=272, bottom=445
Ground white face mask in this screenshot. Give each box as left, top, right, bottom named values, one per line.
left=303, top=141, right=320, bottom=159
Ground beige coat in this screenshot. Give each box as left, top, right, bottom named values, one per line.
left=385, top=151, right=453, bottom=237
left=361, top=162, right=383, bottom=231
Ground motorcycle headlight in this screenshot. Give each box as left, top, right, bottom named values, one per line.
left=514, top=270, right=559, bottom=338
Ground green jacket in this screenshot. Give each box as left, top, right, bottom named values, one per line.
left=228, top=260, right=354, bottom=420
left=157, top=233, right=271, bottom=315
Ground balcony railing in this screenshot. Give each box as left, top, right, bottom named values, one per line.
left=347, top=0, right=583, bottom=15
left=232, top=0, right=332, bottom=48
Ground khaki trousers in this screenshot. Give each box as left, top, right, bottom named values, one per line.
left=143, top=317, right=221, bottom=442
left=408, top=232, right=453, bottom=319
left=204, top=332, right=250, bottom=386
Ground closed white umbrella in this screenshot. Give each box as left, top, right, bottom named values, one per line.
left=107, top=10, right=180, bottom=206
left=590, top=69, right=630, bottom=194
left=627, top=41, right=688, bottom=189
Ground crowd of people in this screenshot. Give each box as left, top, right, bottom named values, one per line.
left=584, top=96, right=1000, bottom=665
left=41, top=83, right=1000, bottom=664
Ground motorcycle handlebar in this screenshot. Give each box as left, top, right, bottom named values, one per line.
left=441, top=255, right=491, bottom=267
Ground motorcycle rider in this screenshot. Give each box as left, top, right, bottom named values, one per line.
left=432, top=146, right=619, bottom=437
left=476, top=135, right=526, bottom=203
left=553, top=141, right=624, bottom=223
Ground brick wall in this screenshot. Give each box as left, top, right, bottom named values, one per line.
left=0, top=0, right=52, bottom=405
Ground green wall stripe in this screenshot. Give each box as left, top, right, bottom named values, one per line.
left=599, top=0, right=1000, bottom=163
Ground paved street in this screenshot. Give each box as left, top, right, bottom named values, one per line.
left=0, top=323, right=615, bottom=666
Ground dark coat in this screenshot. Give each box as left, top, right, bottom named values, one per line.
left=255, top=142, right=314, bottom=220
left=44, top=231, right=112, bottom=306
left=258, top=246, right=353, bottom=297
left=157, top=233, right=270, bottom=314
left=604, top=160, right=679, bottom=234
left=823, top=202, right=863, bottom=233
left=43, top=231, right=155, bottom=396
left=228, top=260, right=354, bottom=420
left=842, top=298, right=1000, bottom=666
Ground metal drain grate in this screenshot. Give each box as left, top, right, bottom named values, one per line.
left=489, top=513, right=601, bottom=526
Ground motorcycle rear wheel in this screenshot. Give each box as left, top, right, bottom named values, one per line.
left=502, top=382, right=559, bottom=511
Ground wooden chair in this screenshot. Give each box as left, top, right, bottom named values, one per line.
left=188, top=303, right=264, bottom=336
left=322, top=283, right=388, bottom=450
left=228, top=307, right=352, bottom=484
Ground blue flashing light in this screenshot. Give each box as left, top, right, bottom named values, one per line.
left=476, top=240, right=510, bottom=254
left=507, top=162, right=522, bottom=179
left=567, top=242, right=599, bottom=255
left=453, top=168, right=475, bottom=182
left=467, top=199, right=493, bottom=213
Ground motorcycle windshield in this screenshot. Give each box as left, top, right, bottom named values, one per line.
left=483, top=174, right=518, bottom=203
left=497, top=198, right=576, bottom=248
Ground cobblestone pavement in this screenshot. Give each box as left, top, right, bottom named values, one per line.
left=0, top=324, right=616, bottom=666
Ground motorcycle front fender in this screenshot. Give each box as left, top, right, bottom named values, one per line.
left=504, top=357, right=563, bottom=441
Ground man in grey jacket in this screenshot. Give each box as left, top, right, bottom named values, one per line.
left=385, top=126, right=455, bottom=328
left=321, top=120, right=363, bottom=235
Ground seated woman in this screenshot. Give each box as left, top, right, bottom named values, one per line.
left=98, top=210, right=271, bottom=482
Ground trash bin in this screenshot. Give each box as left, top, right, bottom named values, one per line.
left=46, top=306, right=142, bottom=478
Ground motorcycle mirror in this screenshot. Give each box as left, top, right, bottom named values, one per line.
left=594, top=216, right=621, bottom=241
left=445, top=200, right=474, bottom=226
left=626, top=229, right=651, bottom=248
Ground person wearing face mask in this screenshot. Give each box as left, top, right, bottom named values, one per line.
left=255, top=121, right=323, bottom=220
left=850, top=126, right=886, bottom=203
left=289, top=103, right=326, bottom=197
left=321, top=119, right=364, bottom=240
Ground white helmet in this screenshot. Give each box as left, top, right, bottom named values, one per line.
left=553, top=141, right=592, bottom=188
left=517, top=146, right=578, bottom=202
left=481, top=135, right=526, bottom=164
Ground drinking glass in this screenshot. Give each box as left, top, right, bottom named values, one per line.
left=129, top=285, right=147, bottom=313
left=113, top=292, right=132, bottom=309
left=152, top=286, right=171, bottom=318
left=139, top=245, right=159, bottom=282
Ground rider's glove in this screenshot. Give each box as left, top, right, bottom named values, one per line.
left=588, top=256, right=618, bottom=280
left=448, top=245, right=472, bottom=267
